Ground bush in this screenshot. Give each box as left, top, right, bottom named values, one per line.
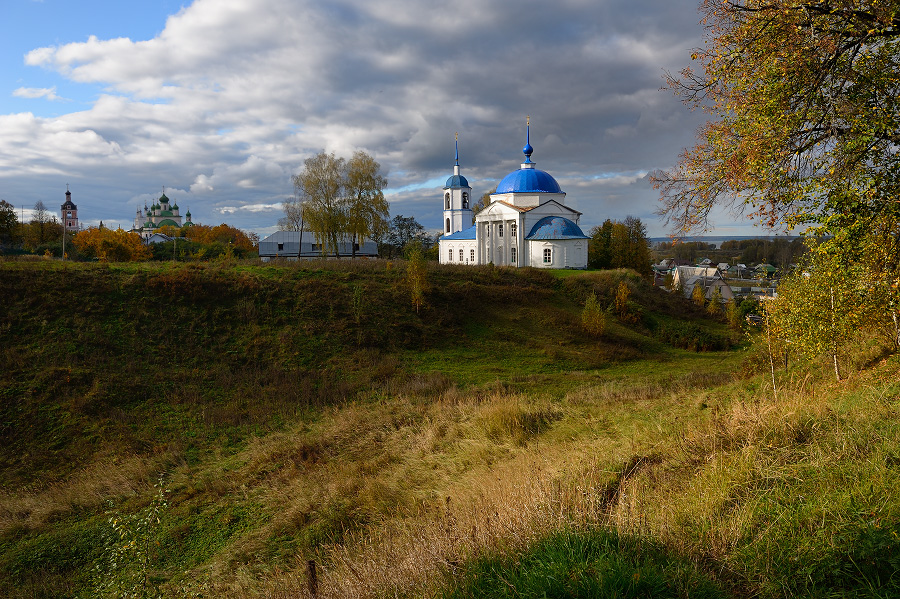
left=581, top=292, right=606, bottom=337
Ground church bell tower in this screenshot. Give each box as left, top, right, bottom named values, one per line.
left=442, top=133, right=474, bottom=235
left=61, top=185, right=79, bottom=232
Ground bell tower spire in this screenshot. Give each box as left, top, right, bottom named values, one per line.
left=442, top=133, right=473, bottom=234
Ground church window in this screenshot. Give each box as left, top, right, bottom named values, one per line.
left=445, top=193, right=450, bottom=209
left=459, top=249, right=464, bottom=261
left=511, top=247, right=517, bottom=264
left=446, top=218, right=450, bottom=233
left=448, top=248, right=453, bottom=261
left=511, top=223, right=517, bottom=237
left=499, top=223, right=504, bottom=237
left=66, top=211, right=72, bottom=217
left=462, top=192, right=469, bottom=208
left=543, top=248, right=552, bottom=264
left=470, top=249, right=475, bottom=262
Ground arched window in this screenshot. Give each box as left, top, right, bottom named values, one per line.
left=511, top=223, right=517, bottom=237
left=459, top=249, right=463, bottom=262
left=543, top=248, right=552, bottom=264
left=445, top=193, right=450, bottom=209
left=511, top=247, right=517, bottom=264
left=462, top=192, right=469, bottom=208
left=446, top=218, right=450, bottom=233
left=499, top=223, right=504, bottom=237
left=448, top=248, right=453, bottom=261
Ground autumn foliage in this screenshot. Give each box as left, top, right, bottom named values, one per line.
left=657, top=0, right=900, bottom=369
left=71, top=227, right=151, bottom=262
left=180, top=224, right=257, bottom=251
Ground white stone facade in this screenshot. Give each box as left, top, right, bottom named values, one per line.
left=439, top=125, right=589, bottom=269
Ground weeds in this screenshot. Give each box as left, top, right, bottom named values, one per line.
left=4, top=261, right=897, bottom=598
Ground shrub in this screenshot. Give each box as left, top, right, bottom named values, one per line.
left=581, top=292, right=606, bottom=337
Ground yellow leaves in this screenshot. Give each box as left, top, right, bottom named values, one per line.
left=72, top=227, right=150, bottom=262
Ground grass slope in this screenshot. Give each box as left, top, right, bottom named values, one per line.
left=2, top=260, right=895, bottom=598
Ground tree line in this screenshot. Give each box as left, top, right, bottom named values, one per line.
left=587, top=216, right=652, bottom=277
left=655, top=0, right=900, bottom=378
left=0, top=198, right=258, bottom=262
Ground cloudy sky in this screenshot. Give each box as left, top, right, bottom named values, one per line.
left=1, top=0, right=758, bottom=238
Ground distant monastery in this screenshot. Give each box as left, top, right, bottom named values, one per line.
left=438, top=121, right=589, bottom=269
left=132, top=190, right=194, bottom=239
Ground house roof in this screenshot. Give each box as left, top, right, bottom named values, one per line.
left=494, top=200, right=536, bottom=213
left=444, top=174, right=469, bottom=189
left=442, top=225, right=476, bottom=241
left=525, top=216, right=588, bottom=240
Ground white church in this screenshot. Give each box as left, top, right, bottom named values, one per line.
left=439, top=122, right=589, bottom=269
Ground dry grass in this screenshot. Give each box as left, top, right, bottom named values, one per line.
left=171, top=352, right=900, bottom=598
left=165, top=367, right=736, bottom=598
left=0, top=452, right=171, bottom=534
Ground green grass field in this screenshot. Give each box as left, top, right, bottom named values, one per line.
left=0, top=259, right=897, bottom=598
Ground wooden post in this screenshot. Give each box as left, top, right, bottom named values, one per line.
left=307, top=560, right=318, bottom=597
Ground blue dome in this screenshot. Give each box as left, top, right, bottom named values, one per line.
left=444, top=174, right=469, bottom=188
left=525, top=216, right=588, bottom=240
left=496, top=168, right=562, bottom=194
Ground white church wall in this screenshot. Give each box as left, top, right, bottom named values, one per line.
left=527, top=239, right=587, bottom=269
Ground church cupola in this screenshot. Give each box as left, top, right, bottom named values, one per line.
left=493, top=117, right=566, bottom=208
left=442, top=133, right=474, bottom=235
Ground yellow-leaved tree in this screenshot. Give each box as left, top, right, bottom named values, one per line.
left=655, top=1, right=900, bottom=359
left=72, top=228, right=150, bottom=262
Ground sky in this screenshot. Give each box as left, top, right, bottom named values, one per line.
left=0, top=0, right=766, bottom=239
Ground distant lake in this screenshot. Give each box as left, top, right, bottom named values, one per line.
left=649, top=235, right=800, bottom=249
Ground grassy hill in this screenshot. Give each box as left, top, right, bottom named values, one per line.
left=0, top=259, right=897, bottom=598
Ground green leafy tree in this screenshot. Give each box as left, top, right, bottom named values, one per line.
left=293, top=152, right=348, bottom=257
left=589, top=216, right=651, bottom=276
left=654, top=1, right=900, bottom=353
left=381, top=215, right=431, bottom=258
left=0, top=199, right=19, bottom=247
left=766, top=241, right=876, bottom=381
left=344, top=150, right=389, bottom=258
left=588, top=220, right=614, bottom=269
left=291, top=150, right=389, bottom=258
left=655, top=1, right=900, bottom=237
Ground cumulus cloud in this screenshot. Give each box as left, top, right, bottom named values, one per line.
left=12, top=86, right=66, bottom=101
left=2, top=0, right=711, bottom=236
